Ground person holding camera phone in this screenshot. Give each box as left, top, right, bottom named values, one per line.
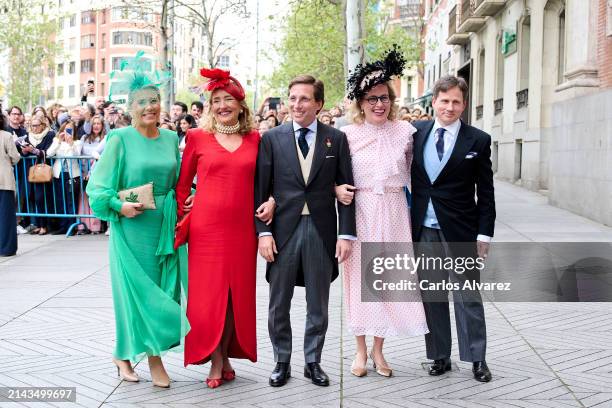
left=47, top=120, right=83, bottom=235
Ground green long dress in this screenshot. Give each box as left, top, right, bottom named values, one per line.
left=86, top=126, right=189, bottom=362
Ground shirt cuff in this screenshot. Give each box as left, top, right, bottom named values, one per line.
left=476, top=234, right=492, bottom=243
left=258, top=232, right=273, bottom=237
left=338, top=235, right=357, bottom=241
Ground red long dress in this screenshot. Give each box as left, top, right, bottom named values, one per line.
left=176, top=128, right=259, bottom=366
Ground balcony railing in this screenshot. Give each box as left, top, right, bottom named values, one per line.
left=494, top=98, right=504, bottom=115
left=474, top=0, right=506, bottom=17
left=476, top=105, right=484, bottom=120
left=458, top=0, right=487, bottom=33
left=516, top=89, right=528, bottom=109
left=447, top=5, right=470, bottom=45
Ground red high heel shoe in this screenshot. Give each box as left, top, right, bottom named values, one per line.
left=222, top=369, right=236, bottom=381
left=206, top=377, right=224, bottom=389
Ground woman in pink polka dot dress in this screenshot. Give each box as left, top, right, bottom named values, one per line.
left=337, top=52, right=429, bottom=378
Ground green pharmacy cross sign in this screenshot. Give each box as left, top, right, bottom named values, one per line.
left=502, top=30, right=517, bottom=55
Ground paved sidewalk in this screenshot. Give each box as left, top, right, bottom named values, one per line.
left=0, top=180, right=611, bottom=407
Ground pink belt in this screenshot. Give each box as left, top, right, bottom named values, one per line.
left=356, top=186, right=404, bottom=193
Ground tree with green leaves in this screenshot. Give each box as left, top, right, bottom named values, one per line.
left=268, top=0, right=419, bottom=107
left=0, top=0, right=59, bottom=110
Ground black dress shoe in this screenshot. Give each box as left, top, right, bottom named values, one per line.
left=304, top=362, right=330, bottom=386
left=472, top=361, right=492, bottom=382
left=269, top=362, right=291, bottom=387
left=429, top=358, right=452, bottom=376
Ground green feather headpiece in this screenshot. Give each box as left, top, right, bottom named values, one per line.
left=108, top=51, right=171, bottom=104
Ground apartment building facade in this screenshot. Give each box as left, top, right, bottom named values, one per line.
left=441, top=0, right=611, bottom=225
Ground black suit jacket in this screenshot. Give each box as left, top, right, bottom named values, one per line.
left=410, top=120, right=495, bottom=243
left=255, top=121, right=357, bottom=285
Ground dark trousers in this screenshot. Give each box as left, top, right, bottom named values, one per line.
left=416, top=226, right=487, bottom=362
left=53, top=174, right=81, bottom=232
left=268, top=216, right=333, bottom=364
left=0, top=190, right=17, bottom=256
left=30, top=182, right=52, bottom=228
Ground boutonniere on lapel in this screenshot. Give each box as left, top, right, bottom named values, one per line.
left=325, top=137, right=332, bottom=148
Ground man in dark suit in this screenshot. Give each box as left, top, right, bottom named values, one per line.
left=411, top=75, right=496, bottom=382
left=255, top=75, right=356, bottom=387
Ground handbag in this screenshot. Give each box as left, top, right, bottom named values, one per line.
left=117, top=182, right=156, bottom=210
left=28, top=151, right=53, bottom=183
left=174, top=211, right=191, bottom=249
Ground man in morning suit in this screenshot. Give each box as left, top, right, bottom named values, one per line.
left=255, top=75, right=357, bottom=387
left=411, top=75, right=496, bottom=383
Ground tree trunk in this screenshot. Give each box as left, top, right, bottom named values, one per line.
left=346, top=0, right=365, bottom=75
left=160, top=0, right=171, bottom=111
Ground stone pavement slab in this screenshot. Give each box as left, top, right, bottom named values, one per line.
left=1, top=180, right=611, bottom=407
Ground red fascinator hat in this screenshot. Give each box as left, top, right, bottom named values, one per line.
left=199, top=68, right=245, bottom=101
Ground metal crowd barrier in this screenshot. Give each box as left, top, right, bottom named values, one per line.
left=14, top=155, right=99, bottom=238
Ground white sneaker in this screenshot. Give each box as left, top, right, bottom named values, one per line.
left=16, top=225, right=27, bottom=234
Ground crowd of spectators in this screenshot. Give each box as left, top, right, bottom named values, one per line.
left=253, top=96, right=432, bottom=135
left=2, top=89, right=431, bottom=239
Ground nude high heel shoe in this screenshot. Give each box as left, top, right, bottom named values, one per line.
left=350, top=353, right=368, bottom=377
left=369, top=351, right=393, bottom=377
left=112, top=358, right=139, bottom=382
left=148, top=356, right=170, bottom=388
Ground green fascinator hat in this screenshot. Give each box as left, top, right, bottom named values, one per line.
left=108, top=51, right=171, bottom=105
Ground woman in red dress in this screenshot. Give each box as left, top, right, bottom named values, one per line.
left=176, top=69, right=263, bottom=388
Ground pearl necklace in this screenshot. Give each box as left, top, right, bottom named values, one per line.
left=215, top=122, right=240, bottom=134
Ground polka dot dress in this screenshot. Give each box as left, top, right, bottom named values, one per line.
left=341, top=120, right=429, bottom=338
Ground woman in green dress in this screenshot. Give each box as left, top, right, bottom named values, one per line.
left=87, top=71, right=188, bottom=387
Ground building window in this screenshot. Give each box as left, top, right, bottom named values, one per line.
left=69, top=61, right=76, bottom=74
left=47, top=66, right=55, bottom=77
left=101, top=33, right=106, bottom=49
left=495, top=34, right=504, bottom=100
left=111, top=6, right=152, bottom=22
left=57, top=63, right=64, bottom=76
left=216, top=55, right=230, bottom=68
left=57, top=86, right=64, bottom=99
left=112, top=31, right=153, bottom=47
left=48, top=87, right=55, bottom=100
left=81, top=59, right=95, bottom=73
left=81, top=10, right=95, bottom=24
left=519, top=16, right=531, bottom=91
left=81, top=34, right=95, bottom=48
left=112, top=56, right=152, bottom=71
left=101, top=9, right=106, bottom=24
left=608, top=0, right=612, bottom=37
left=69, top=37, right=76, bottom=50
left=101, top=58, right=106, bottom=73
left=69, top=14, right=76, bottom=27
left=558, top=10, right=566, bottom=84
left=111, top=6, right=129, bottom=20
left=477, top=49, right=485, bottom=106
left=69, top=85, right=75, bottom=98
left=101, top=82, right=105, bottom=98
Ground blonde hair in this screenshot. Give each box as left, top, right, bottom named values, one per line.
left=347, top=81, right=399, bottom=125
left=201, top=91, right=253, bottom=135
